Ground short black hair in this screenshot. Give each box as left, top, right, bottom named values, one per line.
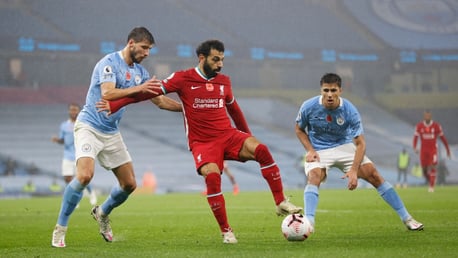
left=320, top=73, right=342, bottom=88
left=68, top=103, right=81, bottom=110
left=196, top=39, right=225, bottom=57
left=127, top=27, right=155, bottom=44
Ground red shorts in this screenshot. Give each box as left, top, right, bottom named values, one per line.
left=420, top=150, right=438, bottom=167
left=190, top=129, right=250, bottom=173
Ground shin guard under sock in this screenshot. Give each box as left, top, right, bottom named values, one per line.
left=377, top=181, right=410, bottom=221
left=255, top=144, right=284, bottom=205
left=205, top=173, right=230, bottom=232
left=57, top=179, right=84, bottom=226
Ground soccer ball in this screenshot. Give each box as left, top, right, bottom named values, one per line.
left=281, top=213, right=313, bottom=241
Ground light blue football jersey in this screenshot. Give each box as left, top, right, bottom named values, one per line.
left=78, top=51, right=150, bottom=134
left=295, top=96, right=363, bottom=150
left=59, top=119, right=75, bottom=161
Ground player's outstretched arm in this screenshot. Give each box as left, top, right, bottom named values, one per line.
left=51, top=136, right=64, bottom=144
left=101, top=76, right=162, bottom=101
left=440, top=135, right=451, bottom=158
left=101, top=85, right=164, bottom=114
left=412, top=134, right=419, bottom=153
left=226, top=99, right=251, bottom=134
left=151, top=95, right=182, bottom=112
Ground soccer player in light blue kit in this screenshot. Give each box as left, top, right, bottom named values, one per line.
left=51, top=103, right=97, bottom=206
left=295, top=73, right=423, bottom=234
left=51, top=27, right=182, bottom=248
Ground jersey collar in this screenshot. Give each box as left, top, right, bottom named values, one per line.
left=319, top=96, right=343, bottom=108
left=194, top=66, right=215, bottom=81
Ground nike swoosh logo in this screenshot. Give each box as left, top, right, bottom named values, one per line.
left=191, top=86, right=201, bottom=90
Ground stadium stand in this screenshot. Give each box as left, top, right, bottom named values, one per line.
left=20, top=0, right=374, bottom=50
left=0, top=7, right=65, bottom=40
left=342, top=0, right=458, bottom=49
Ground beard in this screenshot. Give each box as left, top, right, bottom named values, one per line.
left=130, top=51, right=142, bottom=64
left=130, top=46, right=143, bottom=64
left=203, top=61, right=221, bottom=78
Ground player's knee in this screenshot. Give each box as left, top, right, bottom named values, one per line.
left=255, top=143, right=269, bottom=154
left=307, top=168, right=323, bottom=185
left=76, top=173, right=93, bottom=186
left=254, top=144, right=274, bottom=164
left=121, top=181, right=137, bottom=193
left=364, top=171, right=384, bottom=187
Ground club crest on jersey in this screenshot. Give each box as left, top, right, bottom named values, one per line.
left=82, top=143, right=92, bottom=153
left=206, top=83, right=214, bottom=91
left=135, top=75, right=141, bottom=85
left=219, top=85, right=224, bottom=96
left=336, top=116, right=345, bottom=125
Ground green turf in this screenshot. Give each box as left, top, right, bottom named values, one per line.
left=1, top=186, right=457, bottom=258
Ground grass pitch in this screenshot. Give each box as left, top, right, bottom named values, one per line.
left=1, top=186, right=457, bottom=258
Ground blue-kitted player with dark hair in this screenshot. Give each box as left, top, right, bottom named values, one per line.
left=51, top=27, right=182, bottom=248
left=295, top=73, right=423, bottom=233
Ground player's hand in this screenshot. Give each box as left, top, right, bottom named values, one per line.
left=342, top=168, right=358, bottom=190
left=305, top=150, right=320, bottom=162
left=51, top=135, right=62, bottom=144
left=138, top=76, right=162, bottom=96
left=96, top=99, right=112, bottom=116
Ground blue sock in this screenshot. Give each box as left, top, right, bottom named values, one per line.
left=100, top=185, right=130, bottom=215
left=304, top=184, right=319, bottom=225
left=377, top=181, right=410, bottom=221
left=86, top=184, right=92, bottom=193
left=57, top=179, right=84, bottom=226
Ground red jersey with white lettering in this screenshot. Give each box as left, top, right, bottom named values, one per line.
left=414, top=120, right=444, bottom=154
left=413, top=120, right=447, bottom=166
left=161, top=67, right=235, bottom=146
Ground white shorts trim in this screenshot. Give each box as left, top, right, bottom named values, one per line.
left=303, top=143, right=372, bottom=179
left=61, top=159, right=76, bottom=176
left=74, top=121, right=132, bottom=170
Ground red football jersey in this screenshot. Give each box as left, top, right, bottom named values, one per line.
left=161, top=67, right=235, bottom=145
left=414, top=121, right=444, bottom=153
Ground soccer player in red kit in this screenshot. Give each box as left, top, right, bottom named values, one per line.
left=98, top=39, right=302, bottom=243
left=413, top=110, right=451, bottom=192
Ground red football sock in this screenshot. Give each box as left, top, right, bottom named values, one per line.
left=429, top=168, right=436, bottom=188
left=205, top=173, right=230, bottom=232
left=254, top=144, right=284, bottom=205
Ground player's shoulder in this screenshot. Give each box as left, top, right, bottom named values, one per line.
left=95, top=52, right=121, bottom=69
left=302, top=96, right=320, bottom=106
left=164, top=69, right=190, bottom=81
left=433, top=121, right=444, bottom=129
left=341, top=97, right=357, bottom=108
left=433, top=121, right=442, bottom=126
left=99, top=52, right=119, bottom=63
left=176, top=68, right=196, bottom=77
left=215, top=73, right=230, bottom=82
